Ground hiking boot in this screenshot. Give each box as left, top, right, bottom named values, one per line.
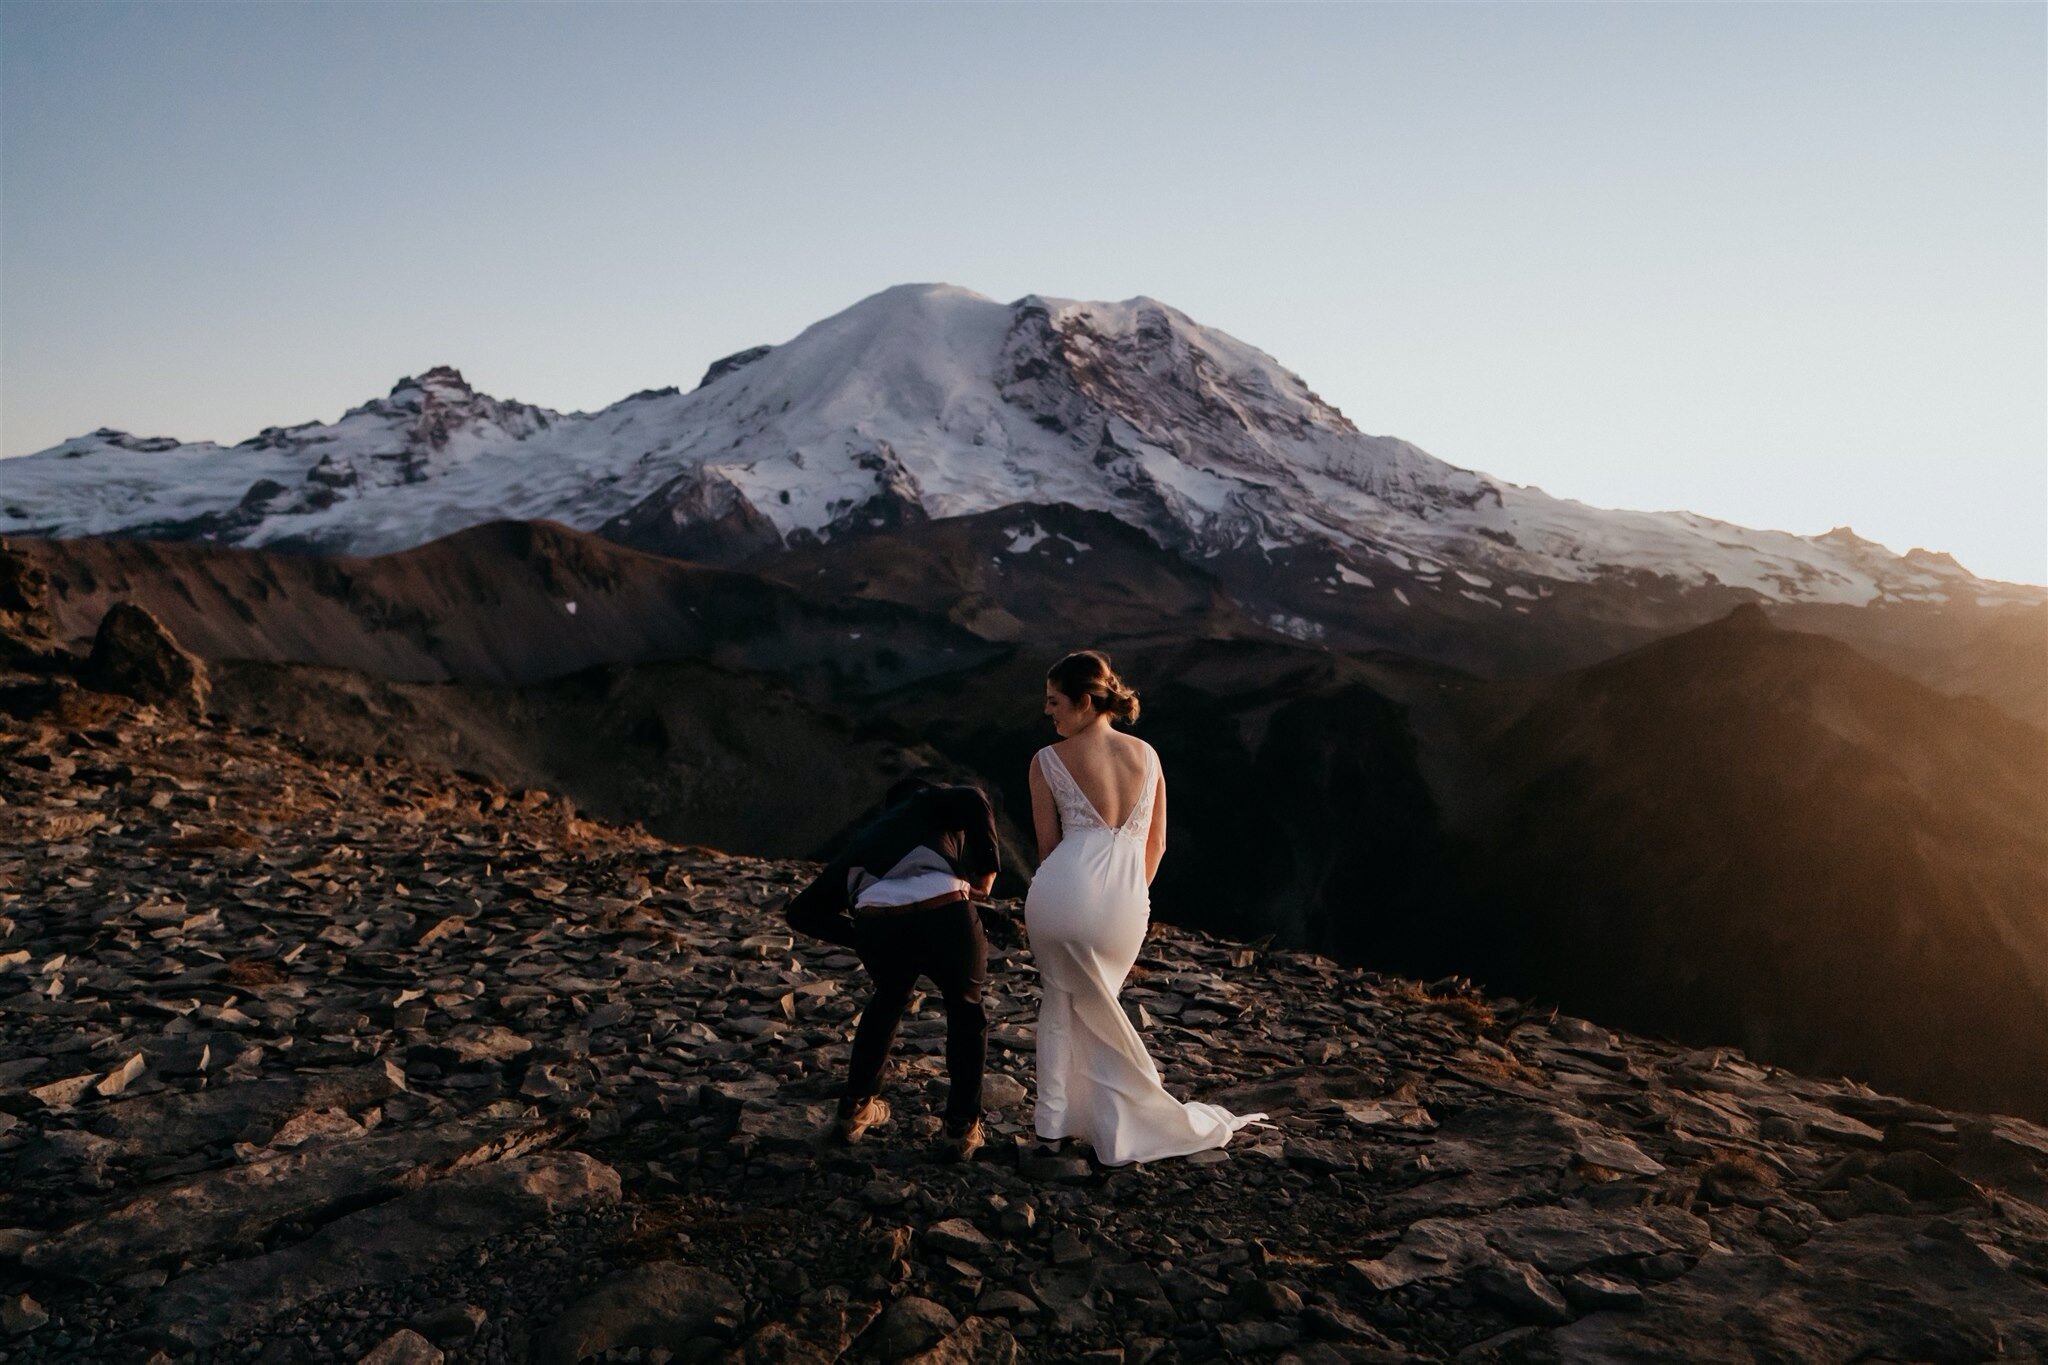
left=832, top=1096, right=891, bottom=1144
left=940, top=1118, right=986, bottom=1163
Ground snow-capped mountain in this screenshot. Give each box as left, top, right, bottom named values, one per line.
left=2, top=284, right=2035, bottom=609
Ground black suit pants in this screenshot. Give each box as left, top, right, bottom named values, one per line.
left=842, top=899, right=987, bottom=1128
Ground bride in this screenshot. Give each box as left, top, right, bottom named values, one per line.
left=1024, top=650, right=1270, bottom=1165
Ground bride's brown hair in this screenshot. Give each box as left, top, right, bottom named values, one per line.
left=1047, top=650, right=1141, bottom=724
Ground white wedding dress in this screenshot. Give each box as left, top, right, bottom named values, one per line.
left=1025, top=741, right=1270, bottom=1165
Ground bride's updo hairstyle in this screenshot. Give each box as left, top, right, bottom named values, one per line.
left=1047, top=650, right=1141, bottom=724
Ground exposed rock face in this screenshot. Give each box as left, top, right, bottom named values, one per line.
left=696, top=344, right=774, bottom=390
left=1, top=694, right=2046, bottom=1361
left=596, top=464, right=786, bottom=564
left=0, top=537, right=65, bottom=670
left=77, top=603, right=210, bottom=714
left=14, top=521, right=999, bottom=693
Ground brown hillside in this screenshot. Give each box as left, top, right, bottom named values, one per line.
left=1454, top=603, right=2048, bottom=1119
left=16, top=520, right=999, bottom=693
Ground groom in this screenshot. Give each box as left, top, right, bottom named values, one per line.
left=786, top=776, right=1000, bottom=1161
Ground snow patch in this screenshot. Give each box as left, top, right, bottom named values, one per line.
left=1335, top=563, right=1375, bottom=588
left=1456, top=570, right=1492, bottom=588
left=564, top=600, right=578, bottom=615
left=1005, top=523, right=1050, bottom=554
left=1265, top=612, right=1327, bottom=642
left=1004, top=521, right=1090, bottom=556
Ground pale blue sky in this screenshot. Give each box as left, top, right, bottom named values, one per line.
left=3, top=2, right=2042, bottom=583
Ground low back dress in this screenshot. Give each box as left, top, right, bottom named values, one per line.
left=1024, top=740, right=1270, bottom=1165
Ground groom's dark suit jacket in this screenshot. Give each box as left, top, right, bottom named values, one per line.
left=785, top=785, right=1001, bottom=948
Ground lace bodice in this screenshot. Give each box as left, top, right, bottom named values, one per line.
left=1037, top=742, right=1158, bottom=842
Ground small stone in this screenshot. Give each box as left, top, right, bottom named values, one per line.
left=95, top=1052, right=146, bottom=1097
left=1049, top=1232, right=1092, bottom=1266
left=1023, top=1154, right=1093, bottom=1184
left=357, top=1327, right=443, bottom=1365
left=1232, top=1279, right=1304, bottom=1316
left=974, top=1289, right=1039, bottom=1318
left=1217, top=1319, right=1298, bottom=1352
left=1282, top=1137, right=1355, bottom=1174
left=1099, top=1263, right=1163, bottom=1298
left=1559, top=1272, right=1644, bottom=1312
left=925, top=1218, right=998, bottom=1262
left=1470, top=1259, right=1573, bottom=1325
left=422, top=1024, right=532, bottom=1067
left=30, top=1072, right=100, bottom=1109
left=1571, top=1129, right=1665, bottom=1179
left=876, top=1295, right=958, bottom=1358
left=3, top=1292, right=48, bottom=1337
left=1638, top=1251, right=1690, bottom=1281
left=863, top=1178, right=914, bottom=1209
left=409, top=1302, right=488, bottom=1344
left=533, top=1262, right=742, bottom=1361
left=904, top=1315, right=1021, bottom=1364
left=980, top=1074, right=1028, bottom=1111
left=1302, top=1304, right=1398, bottom=1345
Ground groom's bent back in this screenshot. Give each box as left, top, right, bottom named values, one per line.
left=785, top=778, right=1000, bottom=1150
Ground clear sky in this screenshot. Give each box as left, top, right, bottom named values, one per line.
left=3, top=2, right=2042, bottom=584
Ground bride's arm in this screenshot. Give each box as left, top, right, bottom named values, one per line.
left=1143, top=770, right=1168, bottom=885
left=1028, top=757, right=1061, bottom=863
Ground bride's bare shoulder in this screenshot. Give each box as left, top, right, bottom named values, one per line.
left=1113, top=733, right=1159, bottom=770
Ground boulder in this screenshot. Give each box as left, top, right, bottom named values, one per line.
left=79, top=602, right=210, bottom=713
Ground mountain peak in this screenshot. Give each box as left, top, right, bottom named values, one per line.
left=5, top=287, right=2041, bottom=609
left=394, top=365, right=474, bottom=396
left=1716, top=601, right=1776, bottom=632
left=1903, top=546, right=1969, bottom=574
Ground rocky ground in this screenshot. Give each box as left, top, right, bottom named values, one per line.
left=4, top=669, right=2048, bottom=1361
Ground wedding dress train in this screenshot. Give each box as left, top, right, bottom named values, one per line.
left=1025, top=741, right=1270, bottom=1165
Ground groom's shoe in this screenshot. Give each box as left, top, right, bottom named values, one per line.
left=833, top=1096, right=891, bottom=1144
left=940, top=1118, right=986, bottom=1163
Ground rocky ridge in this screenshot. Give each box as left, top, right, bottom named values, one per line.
left=3, top=685, right=2048, bottom=1360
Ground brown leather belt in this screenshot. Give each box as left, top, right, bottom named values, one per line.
left=851, top=888, right=973, bottom=920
